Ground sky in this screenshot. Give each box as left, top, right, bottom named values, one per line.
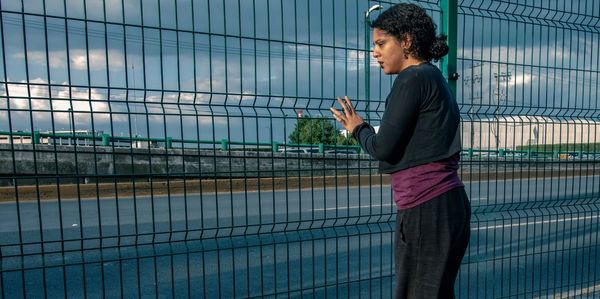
left=0, top=0, right=599, bottom=146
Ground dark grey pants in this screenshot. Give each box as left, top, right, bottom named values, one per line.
left=394, top=187, right=471, bottom=299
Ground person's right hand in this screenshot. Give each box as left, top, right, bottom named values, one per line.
left=330, top=96, right=364, bottom=133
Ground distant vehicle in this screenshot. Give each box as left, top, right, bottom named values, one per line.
left=504, top=152, right=526, bottom=157
left=478, top=152, right=498, bottom=158
left=559, top=152, right=579, bottom=159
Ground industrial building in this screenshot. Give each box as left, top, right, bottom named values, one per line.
left=461, top=116, right=600, bottom=150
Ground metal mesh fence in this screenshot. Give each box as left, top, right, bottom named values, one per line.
left=458, top=0, right=600, bottom=298
left=0, top=0, right=599, bottom=297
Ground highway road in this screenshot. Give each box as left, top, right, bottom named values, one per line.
left=1, top=175, right=599, bottom=298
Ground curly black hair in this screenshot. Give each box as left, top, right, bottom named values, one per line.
left=371, top=3, right=448, bottom=62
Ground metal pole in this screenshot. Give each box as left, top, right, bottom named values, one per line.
left=440, top=0, right=458, bottom=95
left=68, top=107, right=75, bottom=145
left=364, top=21, right=370, bottom=122
left=68, top=107, right=73, bottom=146
left=496, top=72, right=500, bottom=149
left=68, top=108, right=72, bottom=133
left=365, top=5, right=382, bottom=123
left=493, top=70, right=511, bottom=149
left=132, top=64, right=138, bottom=138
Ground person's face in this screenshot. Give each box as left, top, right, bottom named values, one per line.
left=372, top=28, right=408, bottom=75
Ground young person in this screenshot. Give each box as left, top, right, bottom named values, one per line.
left=330, top=3, right=471, bottom=298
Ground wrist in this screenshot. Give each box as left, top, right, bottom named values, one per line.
left=351, top=122, right=367, bottom=137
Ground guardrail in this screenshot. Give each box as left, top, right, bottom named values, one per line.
left=2, top=131, right=599, bottom=160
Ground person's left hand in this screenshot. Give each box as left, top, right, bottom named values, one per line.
left=330, top=96, right=364, bottom=133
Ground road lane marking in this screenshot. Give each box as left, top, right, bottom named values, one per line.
left=314, top=204, right=395, bottom=211
left=534, top=283, right=600, bottom=298
left=474, top=214, right=600, bottom=231
left=470, top=197, right=487, bottom=201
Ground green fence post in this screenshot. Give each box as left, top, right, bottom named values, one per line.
left=319, top=143, right=324, bottom=153
left=468, top=148, right=474, bottom=157
left=221, top=139, right=229, bottom=151
left=102, top=134, right=110, bottom=146
left=272, top=141, right=279, bottom=152
left=499, top=148, right=505, bottom=157
left=166, top=137, right=173, bottom=149
left=440, top=0, right=458, bottom=95
left=32, top=131, right=40, bottom=144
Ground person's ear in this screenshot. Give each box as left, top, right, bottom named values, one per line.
left=401, top=34, right=412, bottom=49
left=401, top=35, right=412, bottom=59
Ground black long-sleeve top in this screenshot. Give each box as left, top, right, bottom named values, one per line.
left=352, top=62, right=462, bottom=174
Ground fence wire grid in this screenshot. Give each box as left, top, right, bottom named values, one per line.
left=1, top=0, right=600, bottom=298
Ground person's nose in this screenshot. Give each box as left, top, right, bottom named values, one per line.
left=372, top=48, right=379, bottom=59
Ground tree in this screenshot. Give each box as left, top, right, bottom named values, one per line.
left=288, top=116, right=357, bottom=145
left=336, top=134, right=358, bottom=146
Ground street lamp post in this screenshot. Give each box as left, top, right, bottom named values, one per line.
left=67, top=107, right=74, bottom=146
left=132, top=64, right=139, bottom=139
left=68, top=108, right=72, bottom=133
left=464, top=62, right=482, bottom=153
left=364, top=5, right=382, bottom=123
left=493, top=70, right=512, bottom=149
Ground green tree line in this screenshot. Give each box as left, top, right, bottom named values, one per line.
left=288, top=116, right=357, bottom=146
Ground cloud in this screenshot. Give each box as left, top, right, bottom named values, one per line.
left=13, top=49, right=124, bottom=71
left=459, top=45, right=567, bottom=65
left=4, top=78, right=50, bottom=105
left=17, top=51, right=66, bottom=69
left=2, top=78, right=126, bottom=127
left=185, top=114, right=229, bottom=126
left=69, top=49, right=124, bottom=71
left=507, top=73, right=532, bottom=87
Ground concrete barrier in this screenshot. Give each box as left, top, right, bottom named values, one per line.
left=1, top=144, right=598, bottom=201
